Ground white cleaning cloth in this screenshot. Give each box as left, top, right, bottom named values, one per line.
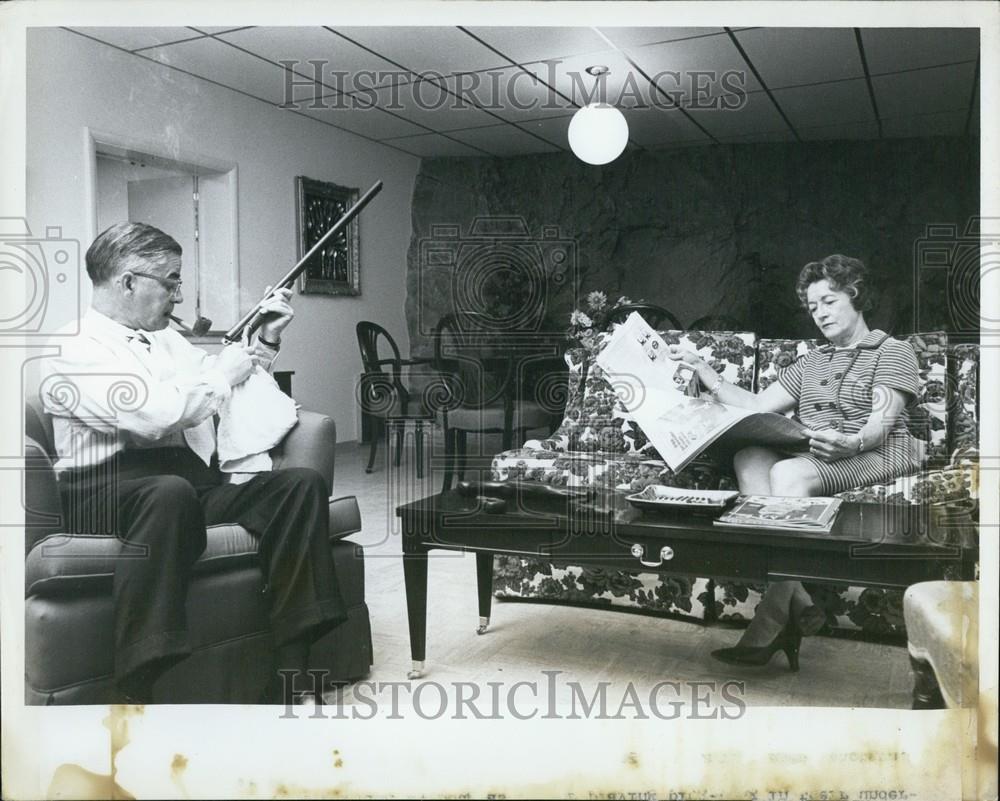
left=217, top=366, right=298, bottom=482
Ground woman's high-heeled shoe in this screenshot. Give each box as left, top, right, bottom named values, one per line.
left=711, top=618, right=804, bottom=672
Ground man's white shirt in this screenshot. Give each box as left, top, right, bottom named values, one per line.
left=39, top=309, right=276, bottom=473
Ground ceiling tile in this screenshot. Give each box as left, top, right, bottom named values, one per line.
left=462, top=27, right=609, bottom=64
left=70, top=27, right=206, bottom=52
left=881, top=110, right=966, bottom=138
left=628, top=33, right=762, bottom=105
left=772, top=79, right=875, bottom=129
left=521, top=49, right=653, bottom=110
left=367, top=80, right=502, bottom=133
left=597, top=28, right=726, bottom=49
left=190, top=26, right=253, bottom=35
left=717, top=129, right=797, bottom=144
left=140, top=36, right=295, bottom=104
left=733, top=28, right=863, bottom=89
left=330, top=27, right=509, bottom=76
left=861, top=28, right=979, bottom=75
left=684, top=91, right=788, bottom=138
left=621, top=107, right=712, bottom=147
left=448, top=123, right=562, bottom=156
left=798, top=120, right=880, bottom=141
left=436, top=66, right=584, bottom=123
left=872, top=61, right=976, bottom=118
left=382, top=133, right=486, bottom=158
left=514, top=114, right=573, bottom=147
left=216, top=27, right=412, bottom=92
left=293, top=104, right=429, bottom=140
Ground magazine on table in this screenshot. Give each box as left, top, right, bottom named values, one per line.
left=594, top=312, right=810, bottom=472
left=714, top=495, right=844, bottom=533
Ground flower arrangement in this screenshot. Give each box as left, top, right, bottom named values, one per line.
left=567, top=291, right=639, bottom=351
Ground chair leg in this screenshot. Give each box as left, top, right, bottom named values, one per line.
left=394, top=423, right=404, bottom=468
left=441, top=427, right=456, bottom=493
left=457, top=430, right=469, bottom=482
left=415, top=423, right=425, bottom=480
left=909, top=654, right=945, bottom=709
left=365, top=418, right=381, bottom=473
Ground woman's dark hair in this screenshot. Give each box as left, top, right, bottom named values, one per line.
left=795, top=254, right=872, bottom=311
left=85, top=222, right=182, bottom=286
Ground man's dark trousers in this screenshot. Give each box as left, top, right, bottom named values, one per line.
left=59, top=447, right=348, bottom=689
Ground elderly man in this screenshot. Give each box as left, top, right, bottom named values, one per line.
left=40, top=222, right=346, bottom=704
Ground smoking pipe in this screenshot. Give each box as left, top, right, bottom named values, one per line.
left=169, top=314, right=213, bottom=337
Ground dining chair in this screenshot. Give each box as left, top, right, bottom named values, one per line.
left=355, top=321, right=434, bottom=478
left=604, top=303, right=682, bottom=331
left=433, top=312, right=551, bottom=492
left=688, top=314, right=746, bottom=331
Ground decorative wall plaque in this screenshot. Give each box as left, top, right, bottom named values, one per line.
left=296, top=176, right=360, bottom=296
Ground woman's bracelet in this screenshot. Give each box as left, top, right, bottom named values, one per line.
left=258, top=333, right=281, bottom=350
left=705, top=372, right=724, bottom=398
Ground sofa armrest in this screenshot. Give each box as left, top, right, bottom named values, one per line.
left=24, top=435, right=65, bottom=553
left=270, top=410, right=337, bottom=492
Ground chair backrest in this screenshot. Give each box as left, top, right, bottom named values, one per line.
left=356, top=321, right=402, bottom=375
left=689, top=314, right=745, bottom=331
left=433, top=313, right=511, bottom=409
left=356, top=321, right=408, bottom=418
left=25, top=395, right=56, bottom=459
left=605, top=303, right=682, bottom=331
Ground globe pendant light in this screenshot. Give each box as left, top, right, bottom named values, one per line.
left=567, top=65, right=629, bottom=165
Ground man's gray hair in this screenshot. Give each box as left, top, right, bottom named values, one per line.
left=85, top=222, right=182, bottom=285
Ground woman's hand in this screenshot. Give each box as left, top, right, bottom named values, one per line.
left=664, top=345, right=703, bottom=370
left=804, top=428, right=860, bottom=462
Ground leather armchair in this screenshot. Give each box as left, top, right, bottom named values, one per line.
left=24, top=401, right=373, bottom=704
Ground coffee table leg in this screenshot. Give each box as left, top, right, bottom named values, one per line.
left=403, top=549, right=429, bottom=679
left=476, top=551, right=493, bottom=635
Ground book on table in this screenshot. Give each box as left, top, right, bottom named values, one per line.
left=714, top=495, right=844, bottom=533
left=594, top=312, right=810, bottom=473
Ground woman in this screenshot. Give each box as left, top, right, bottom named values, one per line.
left=666, top=254, right=921, bottom=671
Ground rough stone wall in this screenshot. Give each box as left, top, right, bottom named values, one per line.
left=406, top=137, right=978, bottom=356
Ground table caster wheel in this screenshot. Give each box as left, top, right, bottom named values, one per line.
left=476, top=616, right=490, bottom=635
left=407, top=661, right=424, bottom=680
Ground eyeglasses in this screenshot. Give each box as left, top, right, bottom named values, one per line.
left=129, top=271, right=183, bottom=294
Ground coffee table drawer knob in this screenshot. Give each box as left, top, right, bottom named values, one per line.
left=630, top=543, right=674, bottom=566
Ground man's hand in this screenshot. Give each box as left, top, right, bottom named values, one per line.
left=257, top=285, right=294, bottom=343
left=216, top=343, right=255, bottom=387
left=804, top=427, right=860, bottom=462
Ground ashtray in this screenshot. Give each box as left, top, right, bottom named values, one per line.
left=625, top=485, right=739, bottom=512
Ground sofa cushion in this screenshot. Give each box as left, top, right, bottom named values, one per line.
left=949, top=343, right=978, bottom=458
left=492, top=445, right=736, bottom=492
left=25, top=524, right=258, bottom=597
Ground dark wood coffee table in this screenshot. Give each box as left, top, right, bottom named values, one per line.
left=396, top=490, right=978, bottom=678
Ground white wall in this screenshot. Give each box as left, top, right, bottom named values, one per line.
left=27, top=27, right=420, bottom=442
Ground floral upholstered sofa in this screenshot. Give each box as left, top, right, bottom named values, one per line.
left=490, top=326, right=979, bottom=638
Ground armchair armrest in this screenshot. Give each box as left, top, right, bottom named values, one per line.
left=24, top=435, right=65, bottom=553
left=270, top=410, right=337, bottom=492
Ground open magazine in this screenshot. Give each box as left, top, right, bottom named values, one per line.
left=714, top=495, right=844, bottom=533
left=595, top=312, right=809, bottom=472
